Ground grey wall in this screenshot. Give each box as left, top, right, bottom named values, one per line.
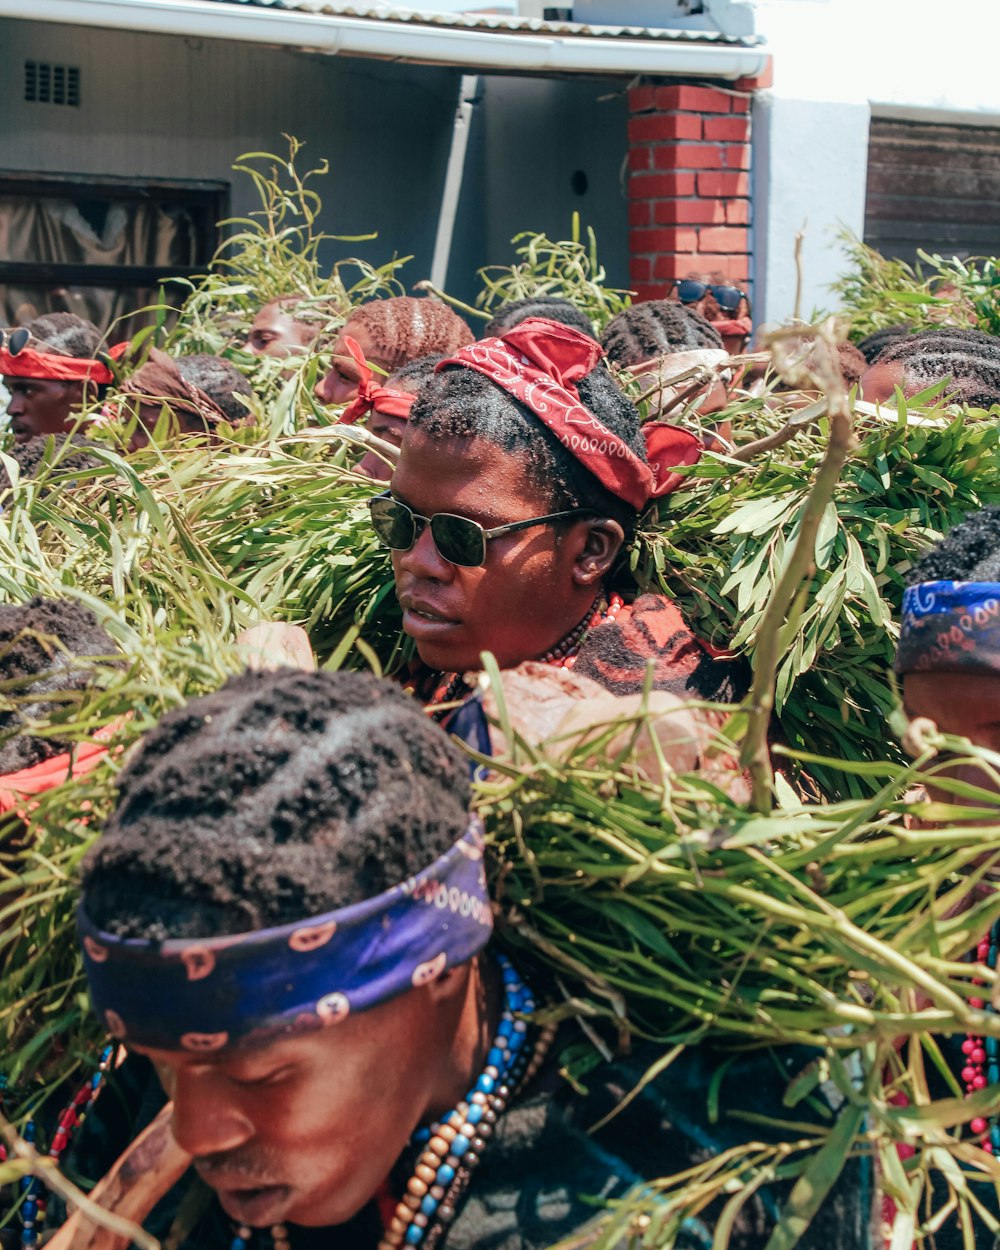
left=0, top=17, right=629, bottom=313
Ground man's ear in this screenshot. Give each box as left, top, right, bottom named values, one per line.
left=572, top=519, right=625, bottom=588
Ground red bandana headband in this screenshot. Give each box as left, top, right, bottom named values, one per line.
left=437, top=318, right=702, bottom=509
left=0, top=341, right=129, bottom=385
left=339, top=336, right=417, bottom=425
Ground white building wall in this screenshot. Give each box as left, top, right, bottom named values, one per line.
left=750, top=0, right=1000, bottom=324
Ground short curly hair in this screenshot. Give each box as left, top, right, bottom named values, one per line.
left=601, top=301, right=723, bottom=368
left=907, top=506, right=1000, bottom=586
left=484, top=297, right=594, bottom=339
left=345, top=298, right=475, bottom=373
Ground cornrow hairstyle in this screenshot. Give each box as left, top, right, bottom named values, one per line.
left=483, top=297, right=595, bottom=340
left=874, top=327, right=1000, bottom=410
left=25, top=313, right=102, bottom=360
left=906, top=506, right=1000, bottom=586
left=408, top=361, right=646, bottom=542
left=601, top=300, right=723, bottom=368
left=345, top=298, right=474, bottom=373
left=856, top=324, right=911, bottom=364
left=175, top=355, right=254, bottom=424
left=81, top=669, right=472, bottom=941
left=0, top=597, right=115, bottom=774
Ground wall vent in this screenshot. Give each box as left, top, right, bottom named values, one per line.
left=24, top=62, right=81, bottom=107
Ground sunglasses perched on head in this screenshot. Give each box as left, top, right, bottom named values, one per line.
left=672, top=281, right=750, bottom=316
left=0, top=326, right=76, bottom=357
left=368, top=492, right=592, bottom=568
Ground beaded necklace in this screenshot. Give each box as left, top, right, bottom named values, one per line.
left=0, top=1044, right=115, bottom=1247
left=961, top=920, right=1000, bottom=1153
left=230, top=954, right=553, bottom=1250
left=428, top=593, right=625, bottom=711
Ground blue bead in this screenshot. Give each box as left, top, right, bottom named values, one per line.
left=21, top=1231, right=38, bottom=1247
left=412, top=1127, right=431, bottom=1144
left=988, top=1037, right=999, bottom=1058
left=23, top=1124, right=35, bottom=1144
left=498, top=1020, right=514, bottom=1040
left=405, top=1224, right=424, bottom=1245
left=21, top=1202, right=37, bottom=1221
left=486, top=1048, right=504, bottom=1069
left=420, top=1195, right=437, bottom=1217
left=231, top=1239, right=247, bottom=1250
left=476, top=1074, right=495, bottom=1094
left=993, top=1125, right=1000, bottom=1149
left=465, top=1105, right=483, bottom=1125
left=436, top=1163, right=455, bottom=1185
left=452, top=1134, right=470, bottom=1156
left=989, top=1064, right=999, bottom=1085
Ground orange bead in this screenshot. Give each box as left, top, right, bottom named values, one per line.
left=407, top=1177, right=428, bottom=1198
left=415, top=1164, right=436, bottom=1185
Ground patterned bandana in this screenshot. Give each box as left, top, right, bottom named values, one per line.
left=0, top=341, right=128, bottom=384
left=118, top=348, right=229, bottom=429
left=437, top=318, right=702, bottom=509
left=896, top=580, right=1000, bottom=675
left=339, top=336, right=417, bottom=425
left=78, top=818, right=492, bottom=1052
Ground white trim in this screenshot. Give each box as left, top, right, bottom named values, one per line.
left=0, top=0, right=770, bottom=77
left=869, top=102, right=1000, bottom=130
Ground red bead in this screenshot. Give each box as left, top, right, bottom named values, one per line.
left=974, top=1075, right=988, bottom=1089
left=971, top=1117, right=989, bottom=1135
left=963, top=1037, right=976, bottom=1055
left=984, top=1141, right=994, bottom=1153
left=963, top=1066, right=977, bottom=1084
left=972, top=1048, right=986, bottom=1064
left=970, top=998, right=985, bottom=1010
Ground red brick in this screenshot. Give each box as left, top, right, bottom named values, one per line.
left=631, top=227, right=699, bottom=254
left=697, top=171, right=750, bottom=197
left=629, top=200, right=652, bottom=227
left=721, top=144, right=751, bottom=170
left=654, top=254, right=712, bottom=281
left=653, top=199, right=724, bottom=225
left=654, top=84, right=731, bottom=114
left=656, top=143, right=727, bottom=170
left=629, top=172, right=696, bottom=199
left=630, top=256, right=652, bottom=283
left=628, top=85, right=656, bottom=113
left=628, top=112, right=702, bottom=143
left=699, top=226, right=750, bottom=253
left=703, top=116, right=750, bottom=143
left=628, top=146, right=652, bottom=172
left=725, top=199, right=751, bottom=225
left=729, top=94, right=751, bottom=114
left=631, top=283, right=670, bottom=304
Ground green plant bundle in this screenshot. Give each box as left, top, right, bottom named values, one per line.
left=637, top=400, right=1000, bottom=797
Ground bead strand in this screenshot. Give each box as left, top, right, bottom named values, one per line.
left=964, top=921, right=1000, bottom=1153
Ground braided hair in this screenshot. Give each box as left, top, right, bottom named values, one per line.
left=0, top=597, right=115, bottom=774
left=175, top=355, right=254, bottom=424
left=874, top=327, right=1000, bottom=410
left=601, top=300, right=723, bottom=368
left=856, top=324, right=911, bottom=364
left=25, top=313, right=102, bottom=359
left=81, top=669, right=471, bottom=940
left=408, top=362, right=646, bottom=541
left=484, top=297, right=594, bottom=339
left=345, top=298, right=474, bottom=373
left=907, top=506, right=1000, bottom=586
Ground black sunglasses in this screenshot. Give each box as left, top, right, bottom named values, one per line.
left=672, top=280, right=750, bottom=316
left=0, top=327, right=74, bottom=358
left=368, top=493, right=592, bottom=568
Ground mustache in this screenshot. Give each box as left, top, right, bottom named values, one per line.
left=194, top=1146, right=285, bottom=1187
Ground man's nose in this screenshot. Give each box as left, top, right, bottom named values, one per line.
left=169, top=1070, right=255, bottom=1160
left=395, top=521, right=455, bottom=583
left=6, top=393, right=23, bottom=416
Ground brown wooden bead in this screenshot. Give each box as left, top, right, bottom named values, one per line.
left=413, top=1214, right=428, bottom=1229
left=465, top=1152, right=479, bottom=1167
left=390, top=1216, right=409, bottom=1235
left=439, top=1205, right=455, bottom=1224
left=430, top=1184, right=445, bottom=1201
left=394, top=1203, right=412, bottom=1223
left=403, top=1193, right=422, bottom=1211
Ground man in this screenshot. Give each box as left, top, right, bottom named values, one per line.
left=860, top=327, right=1000, bottom=411
left=1, top=314, right=115, bottom=445
left=59, top=669, right=869, bottom=1250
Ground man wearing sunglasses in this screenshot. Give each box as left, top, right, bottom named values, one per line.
left=0, top=314, right=112, bottom=445
left=369, top=318, right=748, bottom=730
left=671, top=277, right=752, bottom=355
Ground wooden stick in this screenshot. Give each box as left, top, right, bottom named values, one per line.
left=43, top=1103, right=191, bottom=1250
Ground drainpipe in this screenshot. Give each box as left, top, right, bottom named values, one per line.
left=430, top=74, right=479, bottom=292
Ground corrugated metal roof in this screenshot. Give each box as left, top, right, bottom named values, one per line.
left=208, top=0, right=764, bottom=45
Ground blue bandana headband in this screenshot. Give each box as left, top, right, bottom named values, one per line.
left=896, top=580, right=1000, bottom=675
left=78, top=819, right=492, bottom=1052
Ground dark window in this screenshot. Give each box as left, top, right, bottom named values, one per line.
left=0, top=174, right=227, bottom=338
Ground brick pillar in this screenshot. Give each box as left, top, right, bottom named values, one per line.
left=627, top=82, right=752, bottom=304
